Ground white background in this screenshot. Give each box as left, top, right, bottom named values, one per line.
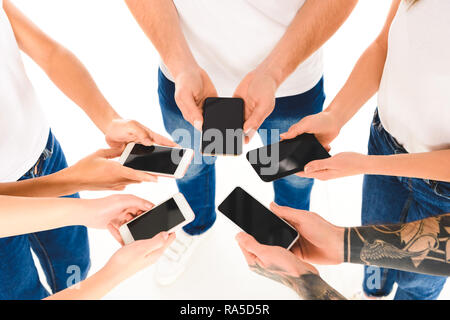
left=12, top=0, right=449, bottom=299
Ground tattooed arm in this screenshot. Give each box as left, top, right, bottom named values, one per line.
left=236, top=232, right=346, bottom=300
left=270, top=203, right=450, bottom=276
left=344, top=214, right=450, bottom=276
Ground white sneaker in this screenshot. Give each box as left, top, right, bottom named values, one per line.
left=350, top=290, right=392, bottom=300
left=154, top=228, right=211, bottom=286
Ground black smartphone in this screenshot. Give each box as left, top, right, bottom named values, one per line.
left=201, top=97, right=244, bottom=156
left=119, top=143, right=194, bottom=179
left=119, top=193, right=195, bottom=244
left=246, top=133, right=330, bottom=182
left=218, top=187, right=299, bottom=249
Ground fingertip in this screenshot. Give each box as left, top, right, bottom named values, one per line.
left=269, top=201, right=277, bottom=211
left=193, top=119, right=203, bottom=131
left=296, top=171, right=307, bottom=178
left=161, top=232, right=169, bottom=240
left=235, top=232, right=247, bottom=243
left=144, top=201, right=154, bottom=210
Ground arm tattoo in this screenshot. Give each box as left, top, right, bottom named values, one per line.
left=344, top=214, right=450, bottom=276
left=250, top=264, right=346, bottom=300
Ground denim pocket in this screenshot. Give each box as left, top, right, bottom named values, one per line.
left=428, top=180, right=450, bottom=200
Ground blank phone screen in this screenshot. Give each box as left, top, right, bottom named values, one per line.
left=218, top=187, right=298, bottom=249
left=123, top=144, right=186, bottom=175
left=127, top=198, right=186, bottom=241
left=247, top=133, right=330, bottom=182
left=201, top=97, right=244, bottom=155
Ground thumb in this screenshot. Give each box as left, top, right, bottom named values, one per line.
left=304, top=158, right=332, bottom=174
left=96, top=148, right=123, bottom=159
left=270, top=202, right=305, bottom=227
left=243, top=108, right=266, bottom=135
left=116, top=164, right=158, bottom=182
left=235, top=232, right=265, bottom=257
left=280, top=121, right=307, bottom=141
left=176, top=92, right=204, bottom=130
left=118, top=195, right=154, bottom=212
left=137, top=232, right=171, bottom=254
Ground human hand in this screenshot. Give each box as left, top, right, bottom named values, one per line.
left=173, top=67, right=217, bottom=130
left=66, top=148, right=158, bottom=191
left=104, top=232, right=176, bottom=281
left=270, top=202, right=344, bottom=265
left=105, top=118, right=178, bottom=149
left=234, top=70, right=278, bottom=143
left=236, top=232, right=318, bottom=287
left=280, top=111, right=342, bottom=151
left=296, top=152, right=368, bottom=180
left=78, top=194, right=153, bottom=243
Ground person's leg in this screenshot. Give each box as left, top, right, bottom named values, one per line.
left=0, top=234, right=50, bottom=300
left=26, top=132, right=90, bottom=294
left=158, top=69, right=216, bottom=235
left=361, top=110, right=411, bottom=298
left=0, top=132, right=89, bottom=299
left=392, top=177, right=450, bottom=300
left=361, top=174, right=409, bottom=297
left=258, top=77, right=325, bottom=210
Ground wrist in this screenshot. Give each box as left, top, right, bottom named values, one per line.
left=334, top=227, right=346, bottom=264
left=49, top=168, right=84, bottom=196
left=254, top=63, right=284, bottom=89
left=166, top=53, right=199, bottom=80
left=102, top=259, right=133, bottom=285
left=325, top=102, right=348, bottom=130
left=60, top=166, right=86, bottom=192
left=103, top=114, right=124, bottom=135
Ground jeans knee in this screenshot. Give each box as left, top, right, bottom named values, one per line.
left=396, top=271, right=446, bottom=298
left=181, top=161, right=214, bottom=180
left=278, top=175, right=314, bottom=189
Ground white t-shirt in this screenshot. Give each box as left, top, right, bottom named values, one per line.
left=0, top=1, right=49, bottom=182
left=378, top=0, right=450, bottom=153
left=160, top=0, right=323, bottom=97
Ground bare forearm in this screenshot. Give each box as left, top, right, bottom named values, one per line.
left=4, top=0, right=120, bottom=133
left=0, top=168, right=82, bottom=197
left=259, top=0, right=357, bottom=86
left=125, top=0, right=198, bottom=76
left=364, top=150, right=450, bottom=182
left=327, top=40, right=388, bottom=126
left=344, top=213, right=450, bottom=276
left=327, top=0, right=401, bottom=127
left=44, top=46, right=120, bottom=133
left=45, top=266, right=123, bottom=300
left=0, top=196, right=86, bottom=237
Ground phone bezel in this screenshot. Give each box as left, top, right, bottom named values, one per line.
left=200, top=97, right=244, bottom=156
left=217, top=186, right=299, bottom=250
left=118, top=142, right=194, bottom=179
left=246, top=134, right=330, bottom=182
left=119, top=193, right=195, bottom=245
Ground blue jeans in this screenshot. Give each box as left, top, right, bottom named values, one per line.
left=158, top=69, right=325, bottom=235
left=361, top=110, right=450, bottom=300
left=0, top=131, right=90, bottom=300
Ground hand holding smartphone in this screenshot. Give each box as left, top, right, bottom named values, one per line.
left=119, top=143, right=194, bottom=179
left=119, top=193, right=195, bottom=245
left=201, top=97, right=244, bottom=156
left=246, top=133, right=330, bottom=182
left=218, top=187, right=299, bottom=249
